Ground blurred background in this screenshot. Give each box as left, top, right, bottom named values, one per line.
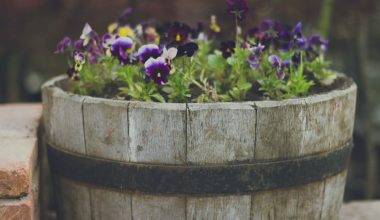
left=0, top=0, right=379, bottom=214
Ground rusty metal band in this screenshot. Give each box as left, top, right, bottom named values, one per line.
left=47, top=142, right=352, bottom=195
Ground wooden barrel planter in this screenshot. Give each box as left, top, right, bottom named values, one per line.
left=42, top=74, right=356, bottom=220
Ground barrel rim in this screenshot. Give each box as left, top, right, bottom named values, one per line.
left=42, top=73, right=356, bottom=108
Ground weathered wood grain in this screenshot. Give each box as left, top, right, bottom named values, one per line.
left=82, top=97, right=132, bottom=220
left=187, top=195, right=251, bottom=220
left=321, top=170, right=348, bottom=220
left=41, top=75, right=70, bottom=145
left=128, top=102, right=187, bottom=164
left=83, top=98, right=130, bottom=161
left=56, top=177, right=92, bottom=220
left=128, top=102, right=187, bottom=220
left=186, top=103, right=254, bottom=219
left=49, top=89, right=86, bottom=154
left=304, top=85, right=357, bottom=154
left=251, top=83, right=356, bottom=220
left=254, top=98, right=308, bottom=160
left=91, top=188, right=131, bottom=220
left=187, top=103, right=256, bottom=164
left=251, top=180, right=325, bottom=220
left=132, top=194, right=186, bottom=220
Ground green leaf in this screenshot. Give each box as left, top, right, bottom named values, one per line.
left=151, top=93, right=166, bottom=103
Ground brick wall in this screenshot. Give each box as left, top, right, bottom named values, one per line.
left=0, top=104, right=41, bottom=220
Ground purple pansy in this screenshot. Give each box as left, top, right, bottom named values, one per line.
left=221, top=41, right=236, bottom=59
left=161, top=47, right=178, bottom=66
left=177, top=42, right=199, bottom=57
left=54, top=36, right=72, bottom=54
left=268, top=55, right=289, bottom=80
left=165, top=22, right=192, bottom=45
left=309, top=34, right=329, bottom=51
left=144, top=57, right=171, bottom=85
left=110, top=36, right=134, bottom=64
left=74, top=51, right=85, bottom=64
left=247, top=43, right=265, bottom=70
left=102, top=34, right=115, bottom=49
left=259, top=19, right=274, bottom=32
left=268, top=55, right=282, bottom=67
left=74, top=39, right=84, bottom=50
left=292, top=22, right=302, bottom=37
left=247, top=55, right=260, bottom=70
left=291, top=52, right=301, bottom=67
left=66, top=67, right=80, bottom=81
left=138, top=44, right=162, bottom=63
left=225, top=0, right=249, bottom=21
left=295, top=37, right=307, bottom=50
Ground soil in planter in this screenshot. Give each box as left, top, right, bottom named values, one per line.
left=62, top=75, right=354, bottom=102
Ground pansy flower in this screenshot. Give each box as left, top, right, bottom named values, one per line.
left=54, top=36, right=72, bottom=54
left=74, top=39, right=85, bottom=50
left=268, top=55, right=289, bottom=80
left=295, top=37, right=307, bottom=50
left=66, top=67, right=80, bottom=81
left=161, top=47, right=178, bottom=67
left=291, top=52, right=301, bottom=67
left=110, top=36, right=134, bottom=64
left=221, top=41, right=236, bottom=59
left=309, top=34, right=329, bottom=51
left=292, top=22, right=303, bottom=37
left=306, top=34, right=329, bottom=60
left=225, top=0, right=249, bottom=21
left=144, top=57, right=171, bottom=85
left=210, top=15, right=221, bottom=35
left=247, top=43, right=265, bottom=70
left=177, top=42, right=199, bottom=57
left=117, top=25, right=136, bottom=38
left=165, top=22, right=192, bottom=45
left=138, top=44, right=162, bottom=63
left=80, top=23, right=96, bottom=47
left=144, top=26, right=160, bottom=44
left=102, top=34, right=115, bottom=49
left=73, top=51, right=85, bottom=71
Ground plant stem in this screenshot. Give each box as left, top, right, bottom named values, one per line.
left=235, top=16, right=239, bottom=45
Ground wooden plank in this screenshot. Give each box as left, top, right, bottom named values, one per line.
left=57, top=177, right=92, bottom=220
left=254, top=99, right=307, bottom=160
left=187, top=103, right=256, bottom=164
left=83, top=97, right=130, bottom=161
left=132, top=194, right=186, bottom=220
left=321, top=170, right=348, bottom=220
left=91, top=188, right=131, bottom=220
left=128, top=102, right=187, bottom=164
left=304, top=85, right=357, bottom=154
left=82, top=97, right=132, bottom=220
left=251, top=180, right=325, bottom=220
left=41, top=75, right=68, bottom=145
left=129, top=102, right=187, bottom=219
left=186, top=103, right=254, bottom=219
left=49, top=89, right=86, bottom=154
left=252, top=85, right=355, bottom=220
left=42, top=77, right=93, bottom=220
left=187, top=195, right=251, bottom=220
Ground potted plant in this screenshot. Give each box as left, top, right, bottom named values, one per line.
left=43, top=1, right=356, bottom=219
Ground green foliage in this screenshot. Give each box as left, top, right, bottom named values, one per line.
left=116, top=64, right=166, bottom=102
left=163, top=60, right=192, bottom=103
left=57, top=8, right=337, bottom=103
left=305, top=55, right=336, bottom=84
